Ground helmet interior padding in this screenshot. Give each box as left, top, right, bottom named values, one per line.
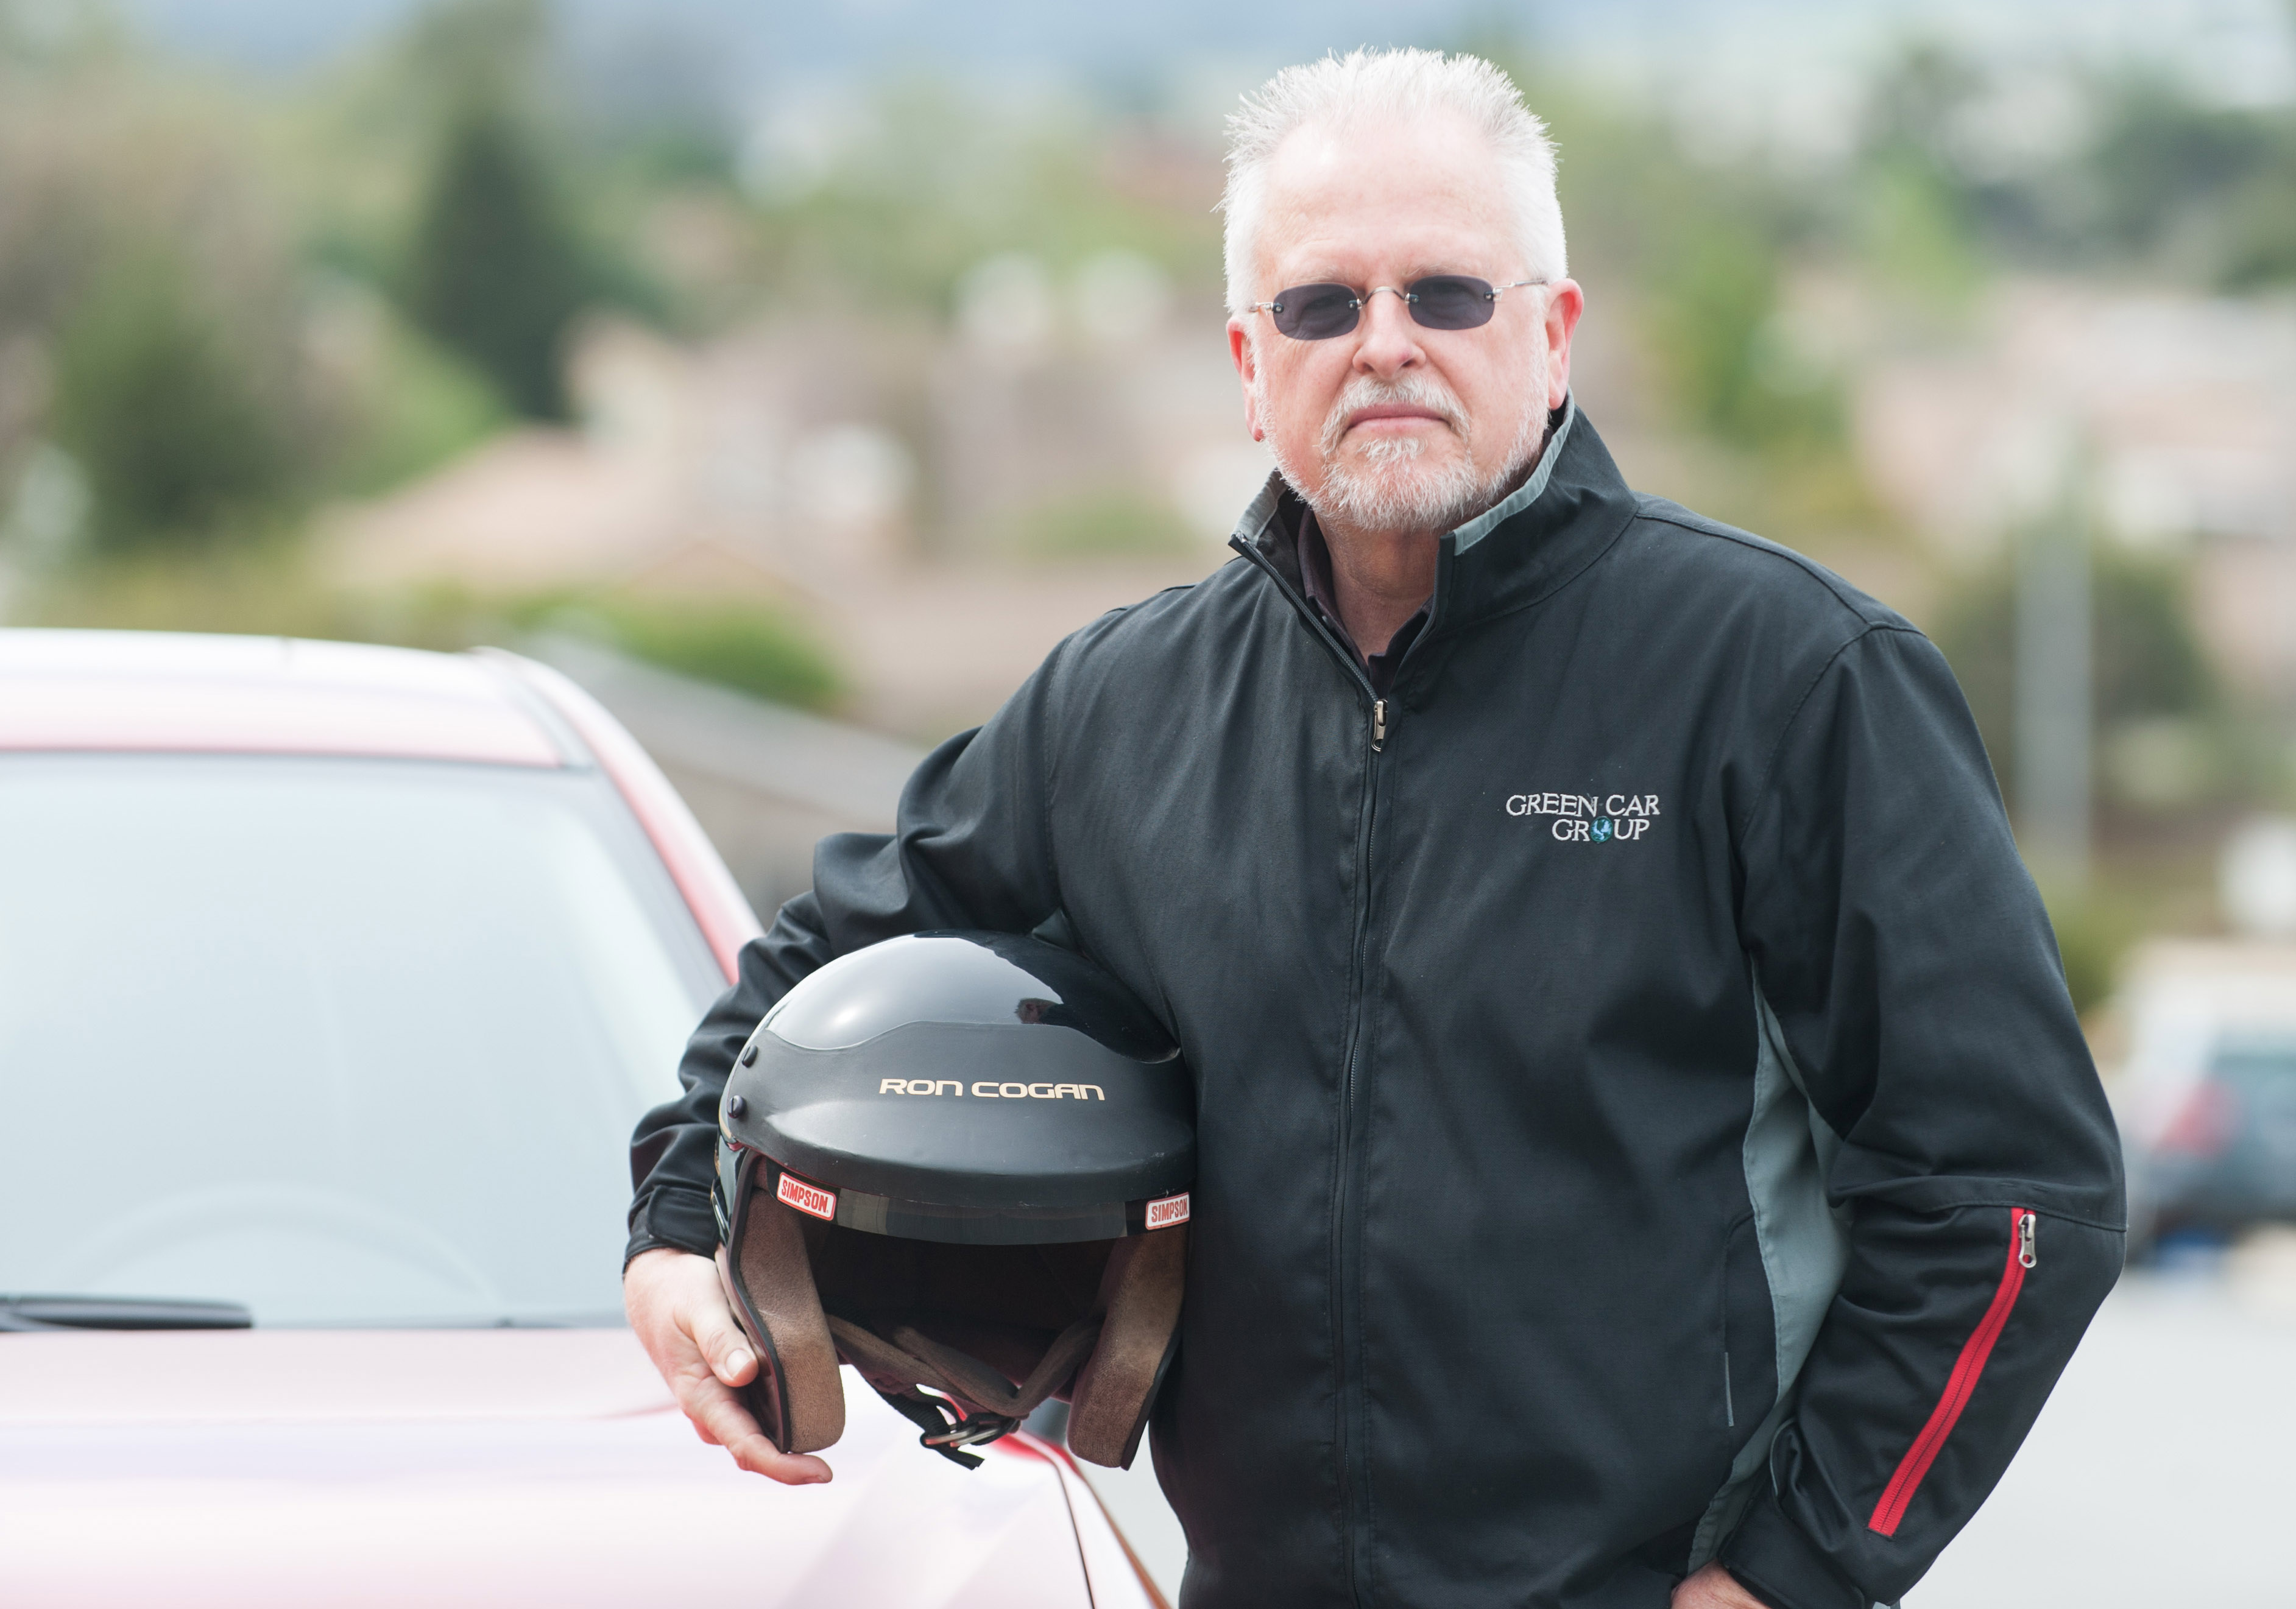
left=719, top=1171, right=1184, bottom=1468
left=715, top=1198, right=846, bottom=1454
left=1066, top=1226, right=1185, bottom=1467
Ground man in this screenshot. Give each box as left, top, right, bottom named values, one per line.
left=625, top=49, right=2122, bottom=1609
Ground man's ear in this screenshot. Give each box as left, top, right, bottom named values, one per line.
left=1541, top=280, right=1585, bottom=412
left=1227, top=318, right=1264, bottom=442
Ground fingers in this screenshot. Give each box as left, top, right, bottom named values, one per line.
left=674, top=1365, right=832, bottom=1484
left=624, top=1251, right=834, bottom=1485
left=725, top=1426, right=834, bottom=1484
left=672, top=1357, right=761, bottom=1448
left=626, top=1249, right=755, bottom=1385
left=687, top=1295, right=760, bottom=1389
left=747, top=1449, right=835, bottom=1482
left=1670, top=1563, right=1764, bottom=1609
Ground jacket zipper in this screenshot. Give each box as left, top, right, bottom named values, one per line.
left=1232, top=535, right=1413, bottom=1605
left=1230, top=539, right=1388, bottom=727
left=1333, top=722, right=1382, bottom=1606
left=1867, top=1208, right=2036, bottom=1538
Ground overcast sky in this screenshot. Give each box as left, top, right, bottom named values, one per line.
left=119, top=0, right=2296, bottom=112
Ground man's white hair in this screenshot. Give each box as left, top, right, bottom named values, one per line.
left=1221, top=48, right=1567, bottom=316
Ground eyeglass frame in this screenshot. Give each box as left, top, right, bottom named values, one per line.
left=1244, top=275, right=1549, bottom=340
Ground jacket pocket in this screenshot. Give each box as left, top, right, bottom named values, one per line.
left=1867, top=1205, right=2036, bottom=1537
left=1720, top=1213, right=1776, bottom=1445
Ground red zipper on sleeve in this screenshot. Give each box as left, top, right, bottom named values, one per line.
left=1867, top=1207, right=2036, bottom=1538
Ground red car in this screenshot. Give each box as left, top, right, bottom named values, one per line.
left=0, top=629, right=1163, bottom=1607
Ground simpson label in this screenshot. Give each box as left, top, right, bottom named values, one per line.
left=776, top=1172, right=838, bottom=1222
left=1145, top=1192, right=1191, bottom=1230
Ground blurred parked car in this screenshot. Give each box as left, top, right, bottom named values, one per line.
left=2113, top=940, right=2296, bottom=1258
left=2137, top=1035, right=2296, bottom=1247
left=0, top=629, right=1160, bottom=1608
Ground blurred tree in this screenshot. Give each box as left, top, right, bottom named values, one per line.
left=399, top=0, right=588, bottom=418
left=322, top=289, right=512, bottom=496
left=1854, top=44, right=1989, bottom=302
left=0, top=0, right=122, bottom=72
left=403, top=100, right=586, bottom=417
left=2216, top=123, right=2296, bottom=287
left=1863, top=42, right=1987, bottom=174
left=1935, top=544, right=2219, bottom=812
left=48, top=250, right=292, bottom=551
left=743, top=79, right=1219, bottom=317
left=1641, top=215, right=1842, bottom=456
left=1491, top=56, right=1862, bottom=540
left=2071, top=30, right=2296, bottom=291
left=2242, top=0, right=2296, bottom=283
left=2086, top=77, right=2276, bottom=255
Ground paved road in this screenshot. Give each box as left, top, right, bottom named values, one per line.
left=1078, top=1255, right=2296, bottom=1607
left=1910, top=1256, right=2296, bottom=1607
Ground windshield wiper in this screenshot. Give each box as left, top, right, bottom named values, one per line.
left=0, top=1295, right=253, bottom=1332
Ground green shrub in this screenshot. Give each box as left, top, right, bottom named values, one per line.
left=49, top=252, right=295, bottom=550
left=1010, top=488, right=1196, bottom=558
left=563, top=597, right=842, bottom=711
left=331, top=310, right=510, bottom=497
left=2033, top=881, right=2147, bottom=1019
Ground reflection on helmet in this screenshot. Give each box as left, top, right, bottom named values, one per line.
left=713, top=931, right=1195, bottom=1469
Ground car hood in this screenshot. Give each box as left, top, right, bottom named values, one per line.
left=0, top=1329, right=1139, bottom=1608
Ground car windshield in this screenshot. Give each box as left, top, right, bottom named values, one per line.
left=0, top=754, right=722, bottom=1328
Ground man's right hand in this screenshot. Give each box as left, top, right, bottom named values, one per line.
left=623, top=1247, right=834, bottom=1484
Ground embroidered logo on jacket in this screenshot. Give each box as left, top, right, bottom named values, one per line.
left=1505, top=792, right=1661, bottom=843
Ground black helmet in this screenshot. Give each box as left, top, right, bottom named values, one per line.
left=712, top=930, right=1193, bottom=1469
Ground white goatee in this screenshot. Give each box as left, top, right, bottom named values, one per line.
left=1259, top=347, right=1549, bottom=538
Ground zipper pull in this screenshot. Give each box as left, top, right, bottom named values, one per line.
left=2018, top=1211, right=2036, bottom=1269
left=1371, top=699, right=1387, bottom=752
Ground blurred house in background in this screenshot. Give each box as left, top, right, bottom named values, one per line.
left=1855, top=282, right=2296, bottom=701
left=325, top=315, right=917, bottom=600
left=7, top=0, right=2296, bottom=1001
left=931, top=250, right=1271, bottom=556
left=322, top=272, right=1268, bottom=735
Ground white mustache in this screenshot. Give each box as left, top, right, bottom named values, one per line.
left=1318, top=375, right=1469, bottom=458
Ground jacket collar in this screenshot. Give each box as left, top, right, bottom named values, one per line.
left=1228, top=398, right=1639, bottom=648
left=1449, top=393, right=1578, bottom=553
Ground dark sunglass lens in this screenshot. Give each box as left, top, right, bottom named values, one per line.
left=1272, top=284, right=1360, bottom=340
left=1409, top=276, right=1498, bottom=331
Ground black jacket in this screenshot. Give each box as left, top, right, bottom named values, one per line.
left=628, top=406, right=2124, bottom=1609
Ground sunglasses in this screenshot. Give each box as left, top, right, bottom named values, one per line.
left=1248, top=275, right=1546, bottom=341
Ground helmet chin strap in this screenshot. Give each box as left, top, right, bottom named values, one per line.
left=871, top=1390, right=1011, bottom=1470
left=826, top=1311, right=1104, bottom=1468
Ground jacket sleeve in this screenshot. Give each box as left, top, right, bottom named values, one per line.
left=624, top=646, right=1070, bottom=1265
left=1720, top=625, right=2125, bottom=1609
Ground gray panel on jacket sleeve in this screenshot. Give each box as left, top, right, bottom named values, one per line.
left=1688, top=972, right=1854, bottom=1570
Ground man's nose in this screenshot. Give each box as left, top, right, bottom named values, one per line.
left=1352, top=288, right=1423, bottom=378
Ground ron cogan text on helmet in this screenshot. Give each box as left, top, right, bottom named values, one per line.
left=880, top=1079, right=1108, bottom=1100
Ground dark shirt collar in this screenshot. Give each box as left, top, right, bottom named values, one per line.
left=1235, top=396, right=1639, bottom=692
left=1294, top=506, right=1426, bottom=698
left=1288, top=398, right=1579, bottom=695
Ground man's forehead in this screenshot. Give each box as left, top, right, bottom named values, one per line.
left=1256, top=112, right=1513, bottom=278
